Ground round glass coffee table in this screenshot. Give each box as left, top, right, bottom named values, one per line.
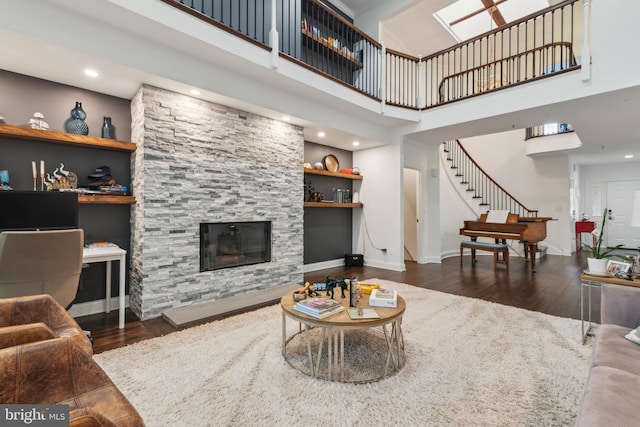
left=281, top=292, right=405, bottom=383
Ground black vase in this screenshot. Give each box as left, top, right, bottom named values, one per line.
left=101, top=116, right=115, bottom=139
left=65, top=101, right=89, bottom=135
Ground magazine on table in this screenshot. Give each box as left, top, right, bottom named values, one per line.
left=293, top=297, right=344, bottom=318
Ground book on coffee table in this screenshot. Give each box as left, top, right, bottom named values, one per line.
left=293, top=298, right=344, bottom=318
left=369, top=289, right=398, bottom=308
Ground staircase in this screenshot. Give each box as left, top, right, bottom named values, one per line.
left=442, top=140, right=538, bottom=218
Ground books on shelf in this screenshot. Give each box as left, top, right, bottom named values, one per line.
left=293, top=297, right=344, bottom=319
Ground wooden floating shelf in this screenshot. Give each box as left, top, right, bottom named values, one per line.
left=303, top=168, right=363, bottom=180
left=304, top=202, right=362, bottom=208
left=78, top=194, right=136, bottom=205
left=0, top=124, right=137, bottom=152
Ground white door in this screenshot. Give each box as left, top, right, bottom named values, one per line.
left=606, top=180, right=640, bottom=248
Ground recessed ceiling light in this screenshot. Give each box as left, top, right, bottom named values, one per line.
left=353, top=141, right=360, bottom=146
left=189, top=89, right=201, bottom=96
left=282, top=116, right=290, bottom=121
left=84, top=69, right=99, bottom=78
left=317, top=131, right=325, bottom=137
left=625, top=154, right=634, bottom=159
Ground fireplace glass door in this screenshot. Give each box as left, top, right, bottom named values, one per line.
left=200, top=221, right=271, bottom=271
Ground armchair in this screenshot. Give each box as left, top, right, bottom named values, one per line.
left=0, top=336, right=145, bottom=426
left=0, top=294, right=92, bottom=354
left=0, top=229, right=84, bottom=309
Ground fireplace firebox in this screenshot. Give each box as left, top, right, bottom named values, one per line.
left=200, top=221, right=271, bottom=271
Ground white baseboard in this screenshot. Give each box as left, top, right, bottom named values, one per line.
left=68, top=297, right=129, bottom=319
left=365, top=259, right=405, bottom=271
left=303, top=258, right=344, bottom=272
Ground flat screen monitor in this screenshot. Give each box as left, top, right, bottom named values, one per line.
left=0, top=191, right=78, bottom=232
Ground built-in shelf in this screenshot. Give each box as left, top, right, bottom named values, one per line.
left=304, top=201, right=362, bottom=208
left=0, top=124, right=137, bottom=204
left=78, top=194, right=136, bottom=205
left=0, top=124, right=137, bottom=152
left=304, top=168, right=363, bottom=180
left=301, top=29, right=363, bottom=69
left=304, top=168, right=362, bottom=208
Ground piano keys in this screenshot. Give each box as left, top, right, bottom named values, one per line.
left=460, top=213, right=552, bottom=272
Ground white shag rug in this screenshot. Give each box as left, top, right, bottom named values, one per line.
left=95, top=280, right=592, bottom=427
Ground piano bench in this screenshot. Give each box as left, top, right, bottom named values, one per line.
left=460, top=241, right=509, bottom=270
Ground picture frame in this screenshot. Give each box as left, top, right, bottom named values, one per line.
left=606, top=259, right=633, bottom=276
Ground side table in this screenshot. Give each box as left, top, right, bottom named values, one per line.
left=575, top=221, right=596, bottom=252
left=580, top=271, right=640, bottom=344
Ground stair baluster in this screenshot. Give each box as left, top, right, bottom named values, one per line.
left=442, top=140, right=538, bottom=218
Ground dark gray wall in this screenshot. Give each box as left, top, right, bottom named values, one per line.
left=0, top=70, right=131, bottom=140
left=303, top=142, right=354, bottom=264
left=0, top=70, right=132, bottom=304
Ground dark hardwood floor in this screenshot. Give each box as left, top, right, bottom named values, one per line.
left=76, top=252, right=594, bottom=354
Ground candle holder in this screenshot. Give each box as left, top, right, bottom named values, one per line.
left=32, top=161, right=37, bottom=191
left=40, top=160, right=45, bottom=191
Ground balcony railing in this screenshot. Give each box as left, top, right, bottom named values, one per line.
left=424, top=1, right=581, bottom=108
left=525, top=123, right=574, bottom=140
left=161, top=0, right=583, bottom=110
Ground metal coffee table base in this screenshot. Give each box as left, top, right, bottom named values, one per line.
left=282, top=314, right=405, bottom=383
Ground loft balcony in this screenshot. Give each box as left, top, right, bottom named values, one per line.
left=162, top=0, right=583, bottom=110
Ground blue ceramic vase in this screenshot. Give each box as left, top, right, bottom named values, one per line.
left=65, top=101, right=89, bottom=135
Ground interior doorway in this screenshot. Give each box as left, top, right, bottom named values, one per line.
left=403, top=168, right=419, bottom=261
left=606, top=180, right=640, bottom=249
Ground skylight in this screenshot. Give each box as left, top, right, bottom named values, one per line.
left=434, top=0, right=549, bottom=42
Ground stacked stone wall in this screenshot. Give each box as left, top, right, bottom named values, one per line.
left=130, top=85, right=304, bottom=319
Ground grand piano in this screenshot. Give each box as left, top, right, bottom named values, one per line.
left=460, top=212, right=552, bottom=272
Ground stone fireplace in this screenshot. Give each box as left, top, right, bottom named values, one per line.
left=130, top=85, right=304, bottom=320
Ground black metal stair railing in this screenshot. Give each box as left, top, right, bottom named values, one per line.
left=443, top=140, right=538, bottom=217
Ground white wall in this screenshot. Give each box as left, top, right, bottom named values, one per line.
left=439, top=150, right=479, bottom=257
left=443, top=130, right=572, bottom=256
left=353, top=142, right=404, bottom=271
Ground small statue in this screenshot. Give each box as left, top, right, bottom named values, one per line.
left=325, top=276, right=337, bottom=299
left=325, top=276, right=348, bottom=299
left=336, top=278, right=348, bottom=298
left=0, top=170, right=12, bottom=190
left=28, top=112, right=49, bottom=130
left=45, top=163, right=78, bottom=191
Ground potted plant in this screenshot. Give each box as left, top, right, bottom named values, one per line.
left=583, top=208, right=633, bottom=273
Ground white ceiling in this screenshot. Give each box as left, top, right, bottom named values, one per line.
left=0, top=0, right=638, bottom=166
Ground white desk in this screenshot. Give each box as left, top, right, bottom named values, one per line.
left=82, top=245, right=127, bottom=329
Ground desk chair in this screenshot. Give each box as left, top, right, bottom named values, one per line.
left=0, top=229, right=84, bottom=309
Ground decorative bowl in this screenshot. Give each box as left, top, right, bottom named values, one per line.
left=293, top=291, right=307, bottom=302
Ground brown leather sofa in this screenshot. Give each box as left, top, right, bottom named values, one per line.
left=0, top=295, right=144, bottom=426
